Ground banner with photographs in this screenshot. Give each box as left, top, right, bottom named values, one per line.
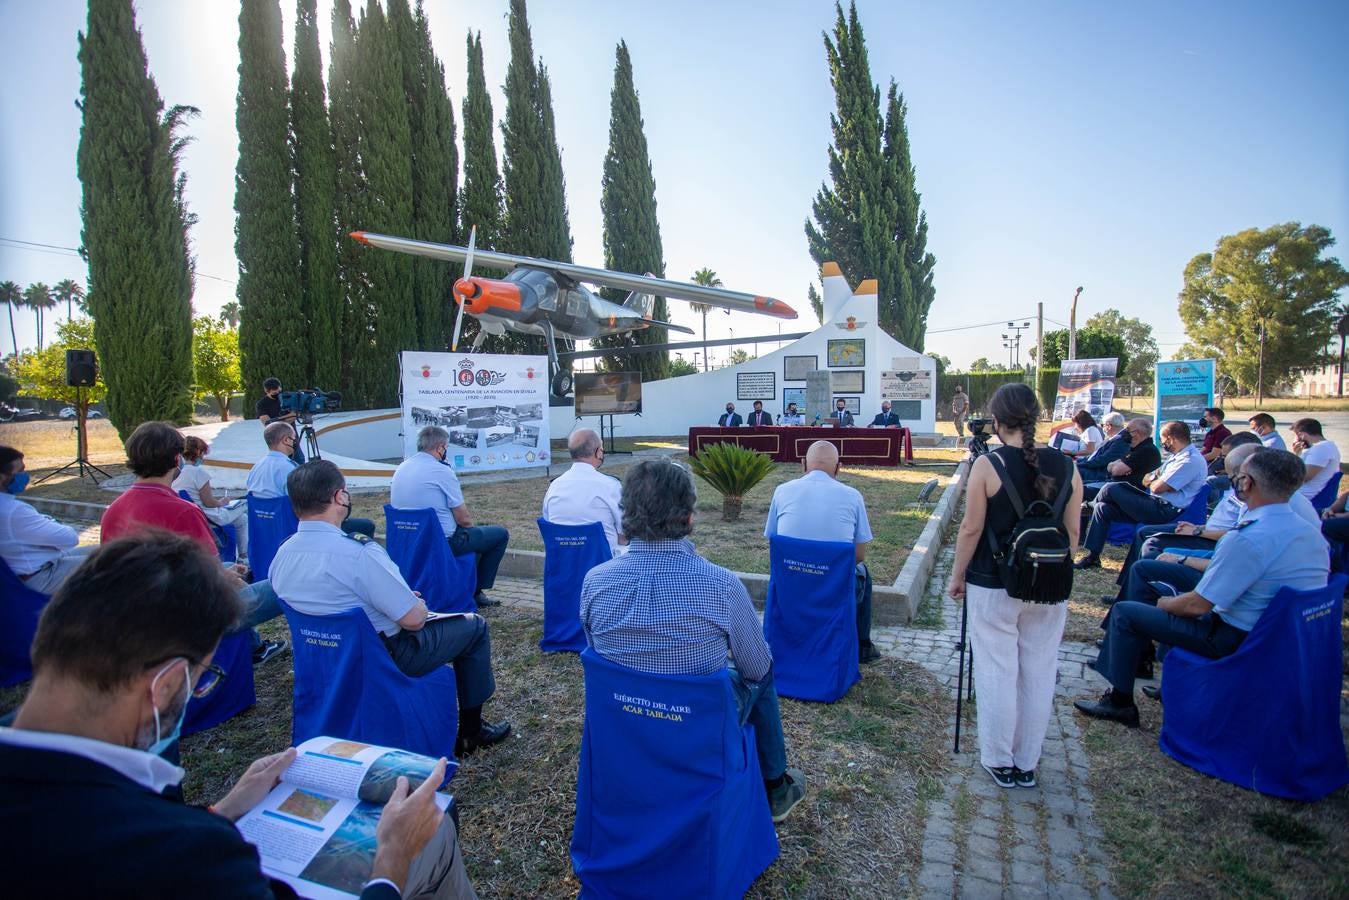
left=1154, top=359, right=1215, bottom=436
left=1052, top=358, right=1118, bottom=422
left=401, top=351, right=551, bottom=472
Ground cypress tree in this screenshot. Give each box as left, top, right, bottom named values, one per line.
left=534, top=65, right=573, bottom=263
left=291, top=0, right=341, bottom=389
left=461, top=31, right=504, bottom=250
left=596, top=41, right=668, bottom=380
left=355, top=0, right=416, bottom=406
left=804, top=1, right=936, bottom=350
left=77, top=0, right=195, bottom=436
left=236, top=0, right=305, bottom=412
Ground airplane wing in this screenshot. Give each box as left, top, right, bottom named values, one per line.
left=350, top=231, right=798, bottom=320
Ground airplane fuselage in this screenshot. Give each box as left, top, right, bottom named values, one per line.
left=457, top=267, right=659, bottom=342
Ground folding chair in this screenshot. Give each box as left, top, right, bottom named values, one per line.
left=0, top=557, right=50, bottom=687
left=537, top=519, right=611, bottom=653
left=384, top=506, right=477, bottom=613
left=179, top=490, right=238, bottom=564
left=182, top=630, right=256, bottom=736
left=763, top=535, right=859, bottom=702
left=1311, top=470, right=1343, bottom=514
left=246, top=493, right=299, bottom=582
left=1106, top=483, right=1210, bottom=546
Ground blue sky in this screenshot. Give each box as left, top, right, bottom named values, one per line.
left=2, top=0, right=1346, bottom=370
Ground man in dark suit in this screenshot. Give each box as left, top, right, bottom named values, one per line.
left=746, top=401, right=772, bottom=427
left=870, top=401, right=899, bottom=427
left=718, top=403, right=742, bottom=427
left=833, top=399, right=855, bottom=426
left=0, top=533, right=474, bottom=899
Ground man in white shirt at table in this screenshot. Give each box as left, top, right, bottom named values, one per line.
left=541, top=429, right=626, bottom=557
left=0, top=446, right=94, bottom=593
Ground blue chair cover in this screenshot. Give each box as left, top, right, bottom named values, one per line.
left=1158, top=573, right=1349, bottom=801
left=247, top=494, right=298, bottom=582
left=571, top=649, right=779, bottom=898
left=1106, top=483, right=1210, bottom=546
left=178, top=490, right=237, bottom=563
left=384, top=506, right=477, bottom=613
left=182, top=630, right=256, bottom=736
left=537, top=519, right=611, bottom=653
left=0, top=557, right=50, bottom=687
left=1311, top=470, right=1343, bottom=514
left=764, top=535, right=860, bottom=703
left=277, top=600, right=461, bottom=769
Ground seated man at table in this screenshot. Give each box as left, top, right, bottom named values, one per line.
left=870, top=401, right=899, bottom=428
left=780, top=402, right=804, bottom=426
left=717, top=403, right=742, bottom=427
left=746, top=400, right=772, bottom=427
left=273, top=460, right=511, bottom=756
left=1076, top=420, right=1206, bottom=569
left=0, top=532, right=473, bottom=899
left=0, top=445, right=95, bottom=593
left=390, top=426, right=509, bottom=606
left=831, top=398, right=855, bottom=427
left=542, top=428, right=625, bottom=556
left=580, top=458, right=808, bottom=823
left=764, top=440, right=880, bottom=663
left=1075, top=448, right=1328, bottom=725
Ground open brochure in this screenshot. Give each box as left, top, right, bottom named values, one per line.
left=236, top=736, right=457, bottom=900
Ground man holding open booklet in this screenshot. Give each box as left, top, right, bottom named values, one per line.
left=0, top=533, right=476, bottom=899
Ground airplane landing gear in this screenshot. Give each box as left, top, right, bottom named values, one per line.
left=551, top=369, right=573, bottom=398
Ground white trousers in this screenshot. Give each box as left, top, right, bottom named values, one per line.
left=966, top=583, right=1067, bottom=771
left=202, top=503, right=249, bottom=560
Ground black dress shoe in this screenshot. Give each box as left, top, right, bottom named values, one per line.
left=1074, top=554, right=1100, bottom=570
left=1073, top=691, right=1140, bottom=727
left=859, top=642, right=882, bottom=664
left=1141, top=685, right=1162, bottom=702
left=1095, top=639, right=1104, bottom=650
left=1135, top=657, right=1154, bottom=679
left=474, top=591, right=501, bottom=608
left=456, top=719, right=512, bottom=756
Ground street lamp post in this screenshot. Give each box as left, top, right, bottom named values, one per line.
left=1068, top=286, right=1083, bottom=360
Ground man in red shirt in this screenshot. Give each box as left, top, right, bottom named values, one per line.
left=102, top=422, right=287, bottom=665
left=1200, top=407, right=1232, bottom=468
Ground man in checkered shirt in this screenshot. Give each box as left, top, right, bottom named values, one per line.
left=579, top=459, right=808, bottom=823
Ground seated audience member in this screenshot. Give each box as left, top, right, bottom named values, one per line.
left=1075, top=448, right=1328, bottom=725
left=1199, top=407, right=1232, bottom=470
left=0, top=446, right=94, bottom=593
left=1247, top=413, right=1286, bottom=450
left=1076, top=421, right=1206, bottom=569
left=580, top=459, right=808, bottom=823
left=0, top=532, right=472, bottom=899
left=717, top=403, right=742, bottom=427
left=1075, top=412, right=1129, bottom=482
left=247, top=421, right=375, bottom=539
left=780, top=403, right=804, bottom=426
left=173, top=436, right=250, bottom=564
left=746, top=401, right=772, bottom=427
left=1081, top=417, right=1160, bottom=501
left=389, top=427, right=510, bottom=607
left=832, top=398, right=855, bottom=427
left=1291, top=418, right=1341, bottom=500
left=102, top=422, right=286, bottom=665
left=541, top=429, right=625, bottom=557
left=764, top=440, right=880, bottom=664
left=254, top=376, right=303, bottom=463
left=870, top=401, right=900, bottom=428
left=1320, top=489, right=1349, bottom=563
left=1060, top=410, right=1104, bottom=458
left=272, top=460, right=511, bottom=757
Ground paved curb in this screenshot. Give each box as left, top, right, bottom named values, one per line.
left=21, top=496, right=107, bottom=523
left=888, top=459, right=970, bottom=625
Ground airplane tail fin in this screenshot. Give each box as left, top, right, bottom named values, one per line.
left=622, top=287, right=655, bottom=318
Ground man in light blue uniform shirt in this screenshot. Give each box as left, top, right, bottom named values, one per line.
left=1077, top=420, right=1209, bottom=568
left=1076, top=448, right=1328, bottom=725
left=390, top=426, right=510, bottom=606
left=763, top=440, right=879, bottom=663
left=246, top=422, right=375, bottom=538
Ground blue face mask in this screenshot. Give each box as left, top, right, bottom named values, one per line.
left=6, top=472, right=30, bottom=494
left=147, top=660, right=191, bottom=756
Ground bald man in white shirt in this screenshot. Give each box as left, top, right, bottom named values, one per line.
left=542, top=429, right=626, bottom=556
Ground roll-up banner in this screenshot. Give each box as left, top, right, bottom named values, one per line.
left=1154, top=359, right=1216, bottom=437
left=400, top=351, right=551, bottom=472
left=1052, top=358, right=1118, bottom=423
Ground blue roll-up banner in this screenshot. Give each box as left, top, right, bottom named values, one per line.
left=1154, top=359, right=1216, bottom=438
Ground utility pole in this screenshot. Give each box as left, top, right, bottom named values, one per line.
left=1068, top=286, right=1083, bottom=360
left=1036, top=301, right=1044, bottom=405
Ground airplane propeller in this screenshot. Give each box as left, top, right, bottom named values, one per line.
left=450, top=225, right=476, bottom=352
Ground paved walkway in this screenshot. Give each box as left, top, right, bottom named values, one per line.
left=875, top=543, right=1117, bottom=899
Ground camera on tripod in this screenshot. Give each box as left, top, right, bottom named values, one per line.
left=966, top=417, right=993, bottom=458
left=279, top=388, right=341, bottom=423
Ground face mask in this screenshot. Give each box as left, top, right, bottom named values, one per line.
left=1232, top=475, right=1249, bottom=503
left=6, top=472, right=30, bottom=494
left=147, top=660, right=191, bottom=756
left=725, top=407, right=733, bottom=414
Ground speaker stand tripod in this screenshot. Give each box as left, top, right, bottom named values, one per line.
left=35, top=387, right=113, bottom=486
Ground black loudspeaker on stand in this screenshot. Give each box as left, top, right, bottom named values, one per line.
left=35, top=349, right=112, bottom=485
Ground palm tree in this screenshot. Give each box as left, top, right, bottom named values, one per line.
left=220, top=301, right=241, bottom=329
left=22, top=283, right=55, bottom=350
left=0, top=281, right=20, bottom=355
left=53, top=279, right=85, bottom=322
left=690, top=267, right=723, bottom=372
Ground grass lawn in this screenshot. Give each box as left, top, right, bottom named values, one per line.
left=0, top=605, right=953, bottom=898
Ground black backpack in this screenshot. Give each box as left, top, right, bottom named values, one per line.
left=983, top=451, right=1074, bottom=604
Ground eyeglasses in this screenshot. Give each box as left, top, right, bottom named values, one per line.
left=144, top=656, right=229, bottom=698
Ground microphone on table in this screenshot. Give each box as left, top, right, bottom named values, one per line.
left=813, top=415, right=821, bottom=426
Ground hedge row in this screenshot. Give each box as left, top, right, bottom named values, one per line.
left=937, top=369, right=1061, bottom=420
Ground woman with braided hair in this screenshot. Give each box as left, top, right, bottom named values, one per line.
left=948, top=383, right=1083, bottom=789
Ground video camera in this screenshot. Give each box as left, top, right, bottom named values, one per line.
left=966, top=417, right=993, bottom=458
left=280, top=388, right=341, bottom=421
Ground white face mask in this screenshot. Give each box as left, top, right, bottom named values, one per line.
left=145, top=659, right=191, bottom=755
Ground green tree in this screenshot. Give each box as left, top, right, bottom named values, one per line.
left=78, top=0, right=196, bottom=436
left=13, top=319, right=109, bottom=447
left=928, top=353, right=951, bottom=378
left=595, top=41, right=668, bottom=380
left=220, top=301, right=241, bottom=328
left=1178, top=223, right=1348, bottom=399
left=237, top=0, right=304, bottom=413
left=669, top=356, right=698, bottom=376
left=807, top=282, right=823, bottom=325
left=0, top=281, right=20, bottom=354
left=1032, top=327, right=1128, bottom=375
left=805, top=2, right=936, bottom=350
left=291, top=0, right=342, bottom=389
left=192, top=315, right=242, bottom=420
left=688, top=268, right=723, bottom=372
left=53, top=279, right=86, bottom=322
left=460, top=31, right=503, bottom=249
left=727, top=348, right=754, bottom=366
left=22, top=283, right=55, bottom=350
left=1085, top=309, right=1158, bottom=386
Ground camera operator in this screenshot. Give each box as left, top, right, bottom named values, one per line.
left=255, top=378, right=303, bottom=463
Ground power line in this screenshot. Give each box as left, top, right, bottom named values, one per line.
left=927, top=314, right=1040, bottom=335
left=0, top=236, right=236, bottom=285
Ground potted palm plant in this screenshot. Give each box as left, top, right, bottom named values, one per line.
left=687, top=442, right=775, bottom=521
